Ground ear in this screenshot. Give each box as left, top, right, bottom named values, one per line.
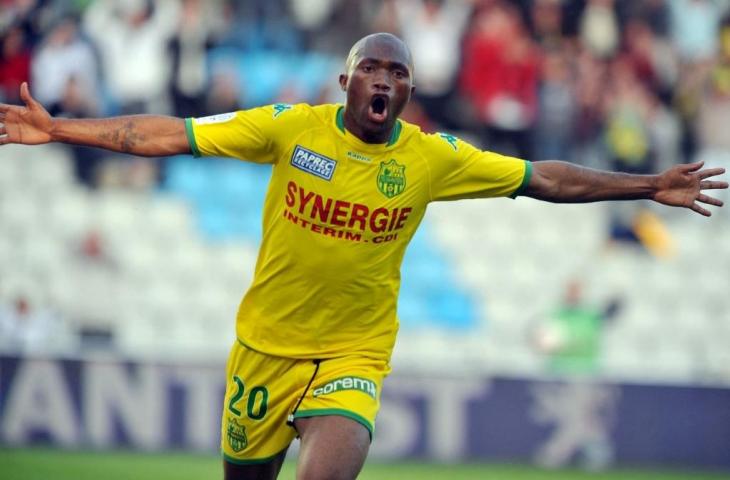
left=339, top=74, right=348, bottom=92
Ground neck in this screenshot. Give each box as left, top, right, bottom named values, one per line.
left=342, top=106, right=393, bottom=144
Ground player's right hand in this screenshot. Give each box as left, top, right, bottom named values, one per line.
left=0, top=82, right=53, bottom=146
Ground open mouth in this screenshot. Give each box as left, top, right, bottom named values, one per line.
left=368, top=95, right=389, bottom=123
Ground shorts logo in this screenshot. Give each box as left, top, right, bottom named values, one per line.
left=226, top=418, right=248, bottom=452
left=377, top=159, right=406, bottom=198
left=312, top=377, right=377, bottom=399
left=291, top=146, right=337, bottom=181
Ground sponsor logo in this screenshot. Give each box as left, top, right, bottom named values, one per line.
left=283, top=180, right=412, bottom=244
left=439, top=132, right=459, bottom=150
left=291, top=146, right=337, bottom=181
left=194, top=112, right=236, bottom=125
left=273, top=103, right=293, bottom=118
left=377, top=159, right=406, bottom=198
left=313, top=377, right=377, bottom=399
left=347, top=151, right=372, bottom=163
left=226, top=418, right=248, bottom=452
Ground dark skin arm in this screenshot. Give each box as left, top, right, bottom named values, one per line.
left=525, top=161, right=728, bottom=217
left=0, top=82, right=190, bottom=157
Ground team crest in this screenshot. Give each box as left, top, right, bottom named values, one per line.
left=377, top=159, right=406, bottom=198
left=226, top=418, right=248, bottom=452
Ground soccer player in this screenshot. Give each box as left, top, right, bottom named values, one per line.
left=0, top=33, right=726, bottom=480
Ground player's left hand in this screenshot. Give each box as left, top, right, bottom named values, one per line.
left=653, top=161, right=728, bottom=216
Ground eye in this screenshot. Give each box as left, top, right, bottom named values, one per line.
left=393, top=70, right=406, bottom=79
left=362, top=64, right=375, bottom=73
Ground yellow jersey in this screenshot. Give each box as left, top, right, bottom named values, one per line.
left=185, top=103, right=531, bottom=361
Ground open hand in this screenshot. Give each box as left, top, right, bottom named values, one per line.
left=654, top=161, right=728, bottom=216
left=0, top=82, right=53, bottom=146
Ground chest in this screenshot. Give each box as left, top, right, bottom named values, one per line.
left=273, top=135, right=428, bottom=208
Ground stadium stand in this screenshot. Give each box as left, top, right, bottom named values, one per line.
left=1, top=140, right=728, bottom=385
left=1, top=0, right=729, bottom=388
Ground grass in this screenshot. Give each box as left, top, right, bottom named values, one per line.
left=0, top=448, right=729, bottom=480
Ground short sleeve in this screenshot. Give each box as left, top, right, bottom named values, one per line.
left=185, top=104, right=297, bottom=164
left=429, top=134, right=532, bottom=201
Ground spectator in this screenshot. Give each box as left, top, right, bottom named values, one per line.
left=0, top=25, right=31, bottom=103
left=573, top=47, right=611, bottom=169
left=535, top=48, right=577, bottom=161
left=216, top=0, right=300, bottom=53
left=603, top=57, right=656, bottom=175
left=0, top=293, right=73, bottom=354
left=0, top=0, right=51, bottom=48
left=31, top=16, right=99, bottom=108
left=383, top=0, right=474, bottom=130
left=621, top=18, right=678, bottom=104
left=531, top=279, right=621, bottom=375
left=288, top=0, right=340, bottom=50
left=292, top=0, right=373, bottom=57
left=205, top=67, right=243, bottom=115
left=621, top=0, right=671, bottom=37
left=168, top=0, right=220, bottom=117
left=83, top=0, right=179, bottom=114
left=694, top=14, right=730, bottom=153
left=31, top=14, right=103, bottom=188
left=691, top=14, right=730, bottom=216
left=669, top=0, right=722, bottom=65
left=460, top=1, right=541, bottom=159
left=54, top=229, right=123, bottom=345
left=646, top=87, right=682, bottom=175
left=529, top=0, right=565, bottom=49
left=47, top=76, right=105, bottom=187
left=579, top=0, right=620, bottom=59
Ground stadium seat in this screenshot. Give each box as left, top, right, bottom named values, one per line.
left=22, top=145, right=75, bottom=192
left=0, top=151, right=22, bottom=192
left=45, top=188, right=94, bottom=241
left=145, top=195, right=195, bottom=245
left=0, top=192, right=40, bottom=240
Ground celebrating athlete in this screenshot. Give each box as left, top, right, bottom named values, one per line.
left=0, top=33, right=726, bottom=480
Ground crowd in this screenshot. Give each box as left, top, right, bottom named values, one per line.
left=2, top=0, right=730, bottom=185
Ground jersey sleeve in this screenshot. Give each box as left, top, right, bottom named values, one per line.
left=185, top=104, right=299, bottom=164
left=428, top=134, right=532, bottom=201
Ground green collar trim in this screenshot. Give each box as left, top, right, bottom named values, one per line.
left=336, top=106, right=402, bottom=147
left=336, top=105, right=346, bottom=133
left=387, top=120, right=402, bottom=147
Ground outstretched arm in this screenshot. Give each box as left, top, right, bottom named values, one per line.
left=524, top=160, right=728, bottom=217
left=0, top=82, right=190, bottom=157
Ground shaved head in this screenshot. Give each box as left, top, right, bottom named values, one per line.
left=345, top=33, right=414, bottom=80
left=339, top=32, right=416, bottom=144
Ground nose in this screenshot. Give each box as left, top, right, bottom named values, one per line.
left=372, top=69, right=391, bottom=92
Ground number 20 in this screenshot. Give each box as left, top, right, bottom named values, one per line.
left=228, top=376, right=269, bottom=420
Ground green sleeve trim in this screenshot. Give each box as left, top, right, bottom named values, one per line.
left=510, top=160, right=533, bottom=199
left=185, top=118, right=201, bottom=157
left=222, top=446, right=288, bottom=465
left=336, top=105, right=401, bottom=146
left=294, top=408, right=373, bottom=440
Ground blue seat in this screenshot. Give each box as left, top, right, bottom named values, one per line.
left=399, top=223, right=478, bottom=331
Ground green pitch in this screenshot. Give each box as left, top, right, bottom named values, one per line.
left=1, top=448, right=729, bottom=480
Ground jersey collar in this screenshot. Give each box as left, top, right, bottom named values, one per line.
left=336, top=106, right=402, bottom=148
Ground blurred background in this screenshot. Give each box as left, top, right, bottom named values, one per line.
left=1, top=0, right=729, bottom=478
